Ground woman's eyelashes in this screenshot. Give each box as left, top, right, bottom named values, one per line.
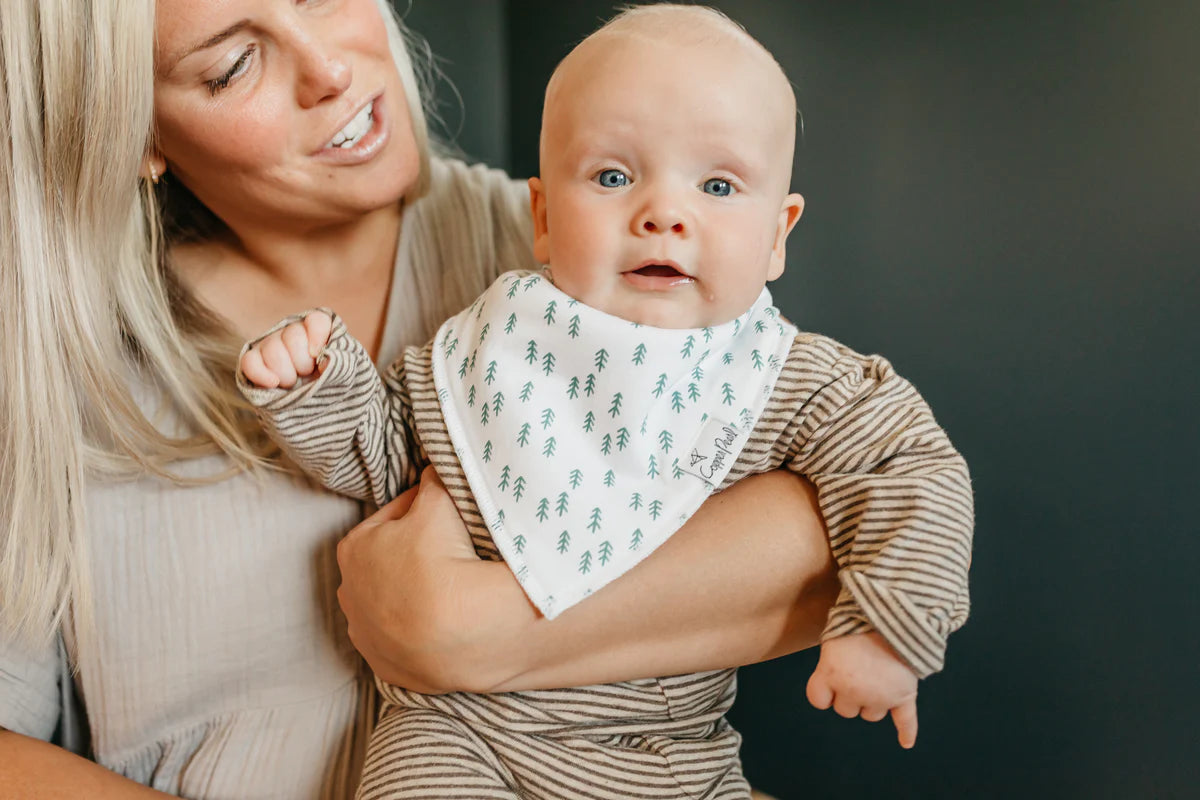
left=206, top=44, right=257, bottom=95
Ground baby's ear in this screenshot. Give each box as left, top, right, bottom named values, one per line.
left=528, top=177, right=551, bottom=264
left=768, top=193, right=805, bottom=280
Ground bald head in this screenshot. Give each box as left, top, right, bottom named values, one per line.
left=541, top=4, right=796, bottom=173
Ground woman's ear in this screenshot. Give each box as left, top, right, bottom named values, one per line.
left=768, top=193, right=805, bottom=280
left=141, top=151, right=167, bottom=184
left=528, top=177, right=551, bottom=265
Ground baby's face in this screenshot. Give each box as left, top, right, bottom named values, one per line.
left=530, top=25, right=803, bottom=329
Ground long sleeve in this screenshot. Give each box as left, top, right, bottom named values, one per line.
left=780, top=336, right=974, bottom=678
left=237, top=312, right=423, bottom=508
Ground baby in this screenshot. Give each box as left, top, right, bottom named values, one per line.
left=240, top=6, right=972, bottom=799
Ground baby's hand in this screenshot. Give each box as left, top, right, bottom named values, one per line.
left=240, top=312, right=333, bottom=389
left=806, top=631, right=919, bottom=749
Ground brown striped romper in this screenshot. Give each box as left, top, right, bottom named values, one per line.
left=240, top=311, right=973, bottom=800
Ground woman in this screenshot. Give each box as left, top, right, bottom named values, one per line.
left=0, top=0, right=836, bottom=796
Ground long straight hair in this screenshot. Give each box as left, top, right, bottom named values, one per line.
left=0, top=0, right=436, bottom=646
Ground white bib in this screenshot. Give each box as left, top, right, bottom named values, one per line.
left=431, top=270, right=797, bottom=618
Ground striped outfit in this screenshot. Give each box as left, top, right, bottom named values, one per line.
left=240, top=298, right=973, bottom=799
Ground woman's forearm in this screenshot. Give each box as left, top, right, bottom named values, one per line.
left=471, top=470, right=839, bottom=692
left=0, top=731, right=173, bottom=798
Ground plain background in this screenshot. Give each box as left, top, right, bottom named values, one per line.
left=403, top=1, right=1199, bottom=797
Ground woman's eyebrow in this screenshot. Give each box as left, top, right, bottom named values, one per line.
left=164, top=20, right=250, bottom=74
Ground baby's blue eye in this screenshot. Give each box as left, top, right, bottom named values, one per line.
left=702, top=178, right=733, bottom=197
left=596, top=169, right=630, bottom=188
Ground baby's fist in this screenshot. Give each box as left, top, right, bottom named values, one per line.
left=240, top=311, right=333, bottom=389
left=806, top=631, right=919, bottom=749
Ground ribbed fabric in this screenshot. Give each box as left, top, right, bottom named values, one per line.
left=0, top=158, right=534, bottom=798
left=240, top=295, right=973, bottom=797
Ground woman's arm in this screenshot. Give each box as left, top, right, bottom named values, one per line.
left=337, top=467, right=838, bottom=693
left=0, top=731, right=173, bottom=798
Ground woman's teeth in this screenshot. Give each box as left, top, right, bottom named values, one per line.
left=328, top=102, right=374, bottom=149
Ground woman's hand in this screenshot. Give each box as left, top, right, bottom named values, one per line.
left=336, top=466, right=535, bottom=693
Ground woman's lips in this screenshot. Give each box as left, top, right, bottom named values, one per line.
left=312, top=94, right=390, bottom=166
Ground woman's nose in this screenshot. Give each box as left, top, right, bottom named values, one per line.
left=295, top=35, right=353, bottom=108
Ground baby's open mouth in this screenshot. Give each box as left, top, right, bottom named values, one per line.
left=633, top=264, right=685, bottom=278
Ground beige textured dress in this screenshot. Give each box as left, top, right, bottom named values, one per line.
left=0, top=159, right=533, bottom=799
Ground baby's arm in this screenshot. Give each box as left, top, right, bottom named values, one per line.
left=779, top=335, right=974, bottom=746
left=237, top=311, right=422, bottom=506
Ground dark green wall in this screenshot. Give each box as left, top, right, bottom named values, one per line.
left=405, top=1, right=1200, bottom=796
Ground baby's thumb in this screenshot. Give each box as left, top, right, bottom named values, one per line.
left=805, top=670, right=833, bottom=711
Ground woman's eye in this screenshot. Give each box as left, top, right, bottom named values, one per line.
left=206, top=45, right=257, bottom=95
left=702, top=178, right=734, bottom=197
left=595, top=169, right=630, bottom=188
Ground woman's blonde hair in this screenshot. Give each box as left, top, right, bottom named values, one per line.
left=0, top=0, right=437, bottom=645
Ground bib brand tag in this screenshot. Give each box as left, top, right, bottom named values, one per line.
left=680, top=417, right=748, bottom=487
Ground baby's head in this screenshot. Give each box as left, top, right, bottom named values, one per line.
left=529, top=4, right=804, bottom=329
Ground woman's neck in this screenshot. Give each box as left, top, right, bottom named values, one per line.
left=175, top=202, right=403, bottom=360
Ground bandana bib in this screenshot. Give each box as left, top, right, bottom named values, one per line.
left=431, top=270, right=797, bottom=618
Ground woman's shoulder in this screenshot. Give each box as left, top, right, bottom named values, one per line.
left=415, top=157, right=532, bottom=247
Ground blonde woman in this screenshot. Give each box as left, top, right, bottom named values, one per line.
left=0, top=0, right=835, bottom=797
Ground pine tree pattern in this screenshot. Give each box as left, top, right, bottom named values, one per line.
left=433, top=271, right=795, bottom=615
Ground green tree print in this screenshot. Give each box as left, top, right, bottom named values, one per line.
left=751, top=349, right=764, bottom=370
left=649, top=499, right=664, bottom=519
left=544, top=300, right=557, bottom=324
left=557, top=530, right=571, bottom=553
left=599, top=541, right=613, bottom=565
left=604, top=469, right=616, bottom=487
left=578, top=550, right=592, bottom=574
left=541, top=407, right=555, bottom=429
left=722, top=382, right=736, bottom=405
left=587, top=507, right=602, bottom=533
left=672, top=458, right=684, bottom=480
left=513, top=534, right=526, bottom=554
left=567, top=376, right=580, bottom=399
left=671, top=390, right=685, bottom=413
left=647, top=454, right=659, bottom=479
left=485, top=360, right=498, bottom=385
left=616, top=427, right=631, bottom=450
left=542, top=436, right=556, bottom=457
left=542, top=352, right=556, bottom=375
left=630, top=528, right=643, bottom=550
left=520, top=381, right=534, bottom=402
left=444, top=336, right=458, bottom=357
left=458, top=357, right=468, bottom=378
left=467, top=385, right=476, bottom=407
left=483, top=440, right=493, bottom=462
left=658, top=429, right=673, bottom=453
left=507, top=280, right=520, bottom=299
left=608, top=392, right=623, bottom=418
left=600, top=433, right=612, bottom=455
left=652, top=373, right=667, bottom=398
left=629, top=492, right=643, bottom=510
left=479, top=322, right=490, bottom=343
left=584, top=373, right=597, bottom=396
left=702, top=326, right=714, bottom=342
left=569, top=315, right=581, bottom=338
left=505, top=312, right=517, bottom=334
left=556, top=492, right=569, bottom=516
left=525, top=339, right=538, bottom=364
left=479, top=403, right=489, bottom=426
left=536, top=497, right=550, bottom=522
left=722, top=352, right=733, bottom=365
left=492, top=392, right=504, bottom=416
left=583, top=411, right=596, bottom=433
left=513, top=475, right=527, bottom=501
left=517, top=423, right=532, bottom=447
left=681, top=335, right=695, bottom=359
left=632, top=343, right=647, bottom=365
left=498, top=465, right=511, bottom=491
left=569, top=469, right=584, bottom=489
left=692, top=364, right=704, bottom=381
left=594, top=348, right=609, bottom=371
left=688, top=382, right=701, bottom=403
